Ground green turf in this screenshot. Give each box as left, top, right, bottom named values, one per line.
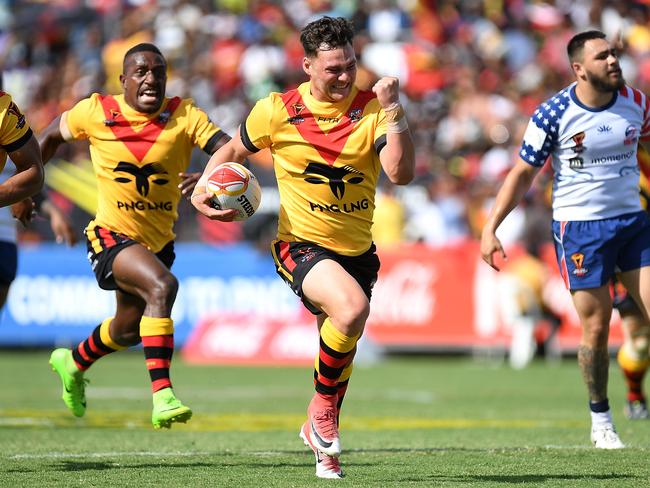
left=1, top=351, right=649, bottom=487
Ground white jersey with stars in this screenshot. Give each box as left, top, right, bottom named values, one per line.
left=520, top=82, right=650, bottom=221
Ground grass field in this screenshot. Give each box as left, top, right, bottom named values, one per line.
left=1, top=351, right=650, bottom=487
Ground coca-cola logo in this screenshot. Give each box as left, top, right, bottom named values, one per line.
left=369, top=261, right=437, bottom=325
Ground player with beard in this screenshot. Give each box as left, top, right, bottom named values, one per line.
left=39, top=43, right=232, bottom=429
left=481, top=30, right=650, bottom=449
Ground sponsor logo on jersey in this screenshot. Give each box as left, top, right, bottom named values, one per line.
left=348, top=108, right=362, bottom=122
left=624, top=125, right=639, bottom=145
left=569, top=157, right=584, bottom=168
left=317, top=116, right=340, bottom=123
left=112, top=161, right=172, bottom=212
left=304, top=161, right=369, bottom=213
left=591, top=150, right=634, bottom=165
left=288, top=103, right=305, bottom=125
left=597, top=124, right=612, bottom=133
left=570, top=252, right=588, bottom=277
left=103, top=109, right=120, bottom=126
left=303, top=162, right=364, bottom=199
left=7, top=102, right=26, bottom=129
left=113, top=161, right=169, bottom=196
left=571, top=131, right=586, bottom=153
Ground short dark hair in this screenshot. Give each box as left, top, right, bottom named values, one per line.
left=123, top=43, right=165, bottom=69
left=300, top=16, right=354, bottom=58
left=567, top=30, right=607, bottom=62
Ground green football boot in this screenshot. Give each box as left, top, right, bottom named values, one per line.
left=49, top=348, right=87, bottom=417
left=151, top=388, right=192, bottom=429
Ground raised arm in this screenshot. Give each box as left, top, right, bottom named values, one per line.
left=374, top=77, right=415, bottom=185
left=480, top=157, right=542, bottom=271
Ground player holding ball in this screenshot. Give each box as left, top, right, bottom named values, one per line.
left=192, top=16, right=414, bottom=479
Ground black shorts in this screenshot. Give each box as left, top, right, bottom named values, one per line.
left=0, top=241, right=17, bottom=285
left=271, top=240, right=380, bottom=315
left=86, top=225, right=175, bottom=290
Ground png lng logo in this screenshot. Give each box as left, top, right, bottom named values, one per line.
left=303, top=162, right=364, bottom=199
left=113, top=161, right=169, bottom=196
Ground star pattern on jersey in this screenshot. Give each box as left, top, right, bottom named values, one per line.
left=519, top=88, right=572, bottom=166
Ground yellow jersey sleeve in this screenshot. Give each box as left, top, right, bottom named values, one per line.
left=0, top=92, right=32, bottom=150
left=241, top=95, right=275, bottom=152
left=65, top=95, right=99, bottom=141
left=183, top=101, right=227, bottom=153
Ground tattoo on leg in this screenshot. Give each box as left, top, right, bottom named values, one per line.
left=578, top=345, right=609, bottom=402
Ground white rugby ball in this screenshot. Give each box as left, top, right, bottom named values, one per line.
left=206, top=162, right=262, bottom=221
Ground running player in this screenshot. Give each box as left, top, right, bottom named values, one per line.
left=191, top=16, right=415, bottom=478
left=481, top=30, right=650, bottom=449
left=39, top=43, right=231, bottom=429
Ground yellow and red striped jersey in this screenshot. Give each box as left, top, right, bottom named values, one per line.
left=242, top=82, right=387, bottom=256
left=65, top=93, right=225, bottom=252
left=0, top=91, right=33, bottom=172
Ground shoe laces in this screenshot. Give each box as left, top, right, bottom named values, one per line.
left=313, top=408, right=339, bottom=438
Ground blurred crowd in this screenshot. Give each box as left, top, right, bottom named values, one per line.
left=2, top=0, right=650, bottom=249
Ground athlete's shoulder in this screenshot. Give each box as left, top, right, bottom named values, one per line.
left=617, top=84, right=649, bottom=108
left=0, top=91, right=28, bottom=133
left=526, top=84, right=573, bottom=135
left=0, top=90, right=11, bottom=110
left=533, top=84, right=573, bottom=114
left=69, top=92, right=105, bottom=113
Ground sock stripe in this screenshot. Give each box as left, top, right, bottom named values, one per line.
left=76, top=344, right=92, bottom=363
left=142, top=335, right=174, bottom=348
left=318, top=362, right=346, bottom=381
left=91, top=326, right=115, bottom=354
left=146, top=358, right=171, bottom=370
left=318, top=348, right=351, bottom=369
left=143, top=346, right=174, bottom=358
left=152, top=378, right=171, bottom=391
left=72, top=322, right=121, bottom=371
left=142, top=333, right=174, bottom=393
left=319, top=338, right=349, bottom=359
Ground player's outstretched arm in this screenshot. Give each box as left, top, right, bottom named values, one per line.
left=191, top=128, right=253, bottom=221
left=0, top=134, right=44, bottom=207
left=480, top=157, right=541, bottom=271
left=374, top=77, right=415, bottom=185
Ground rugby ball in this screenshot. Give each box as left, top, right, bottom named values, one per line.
left=206, top=162, right=262, bottom=221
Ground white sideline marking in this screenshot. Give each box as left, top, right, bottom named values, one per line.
left=12, top=445, right=640, bottom=460
left=9, top=451, right=212, bottom=460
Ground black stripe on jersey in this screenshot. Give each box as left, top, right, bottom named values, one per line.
left=240, top=119, right=261, bottom=153
left=374, top=134, right=387, bottom=155
left=3, top=128, right=33, bottom=152
left=203, top=130, right=229, bottom=155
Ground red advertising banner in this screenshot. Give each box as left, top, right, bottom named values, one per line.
left=365, top=241, right=623, bottom=351
left=182, top=312, right=318, bottom=366
left=182, top=241, right=624, bottom=365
